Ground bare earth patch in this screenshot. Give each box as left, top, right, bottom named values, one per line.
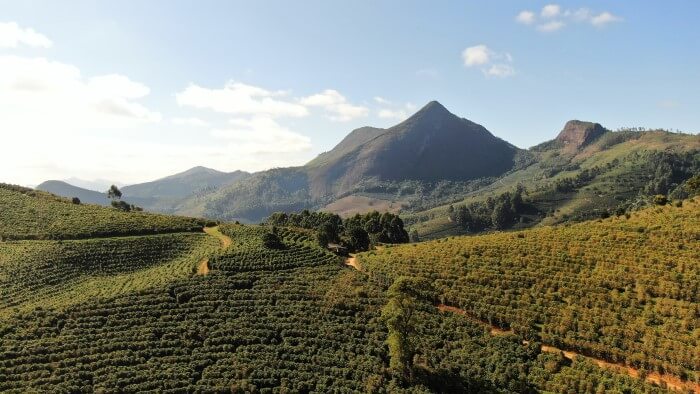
left=198, top=226, right=233, bottom=276
left=322, top=195, right=407, bottom=218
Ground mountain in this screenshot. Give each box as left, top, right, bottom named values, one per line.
left=199, top=101, right=522, bottom=222
left=306, top=126, right=386, bottom=167
left=123, top=166, right=249, bottom=200
left=307, top=101, right=519, bottom=196
left=121, top=166, right=251, bottom=213
left=36, top=180, right=111, bottom=206
left=406, top=126, right=700, bottom=239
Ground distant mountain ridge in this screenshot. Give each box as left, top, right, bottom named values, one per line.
left=39, top=167, right=251, bottom=212
left=35, top=100, right=700, bottom=231
left=198, top=101, right=522, bottom=222
left=37, top=180, right=111, bottom=206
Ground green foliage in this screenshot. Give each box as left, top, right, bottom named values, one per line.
left=361, top=200, right=700, bottom=379
left=266, top=209, right=409, bottom=251
left=653, top=194, right=668, bottom=205
left=107, top=184, right=122, bottom=200
left=0, top=233, right=219, bottom=316
left=0, top=215, right=681, bottom=392
left=261, top=231, right=284, bottom=249
left=686, top=174, right=700, bottom=194
left=0, top=183, right=205, bottom=240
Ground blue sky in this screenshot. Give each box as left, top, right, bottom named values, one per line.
left=1, top=1, right=698, bottom=186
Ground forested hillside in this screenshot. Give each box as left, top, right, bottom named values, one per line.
left=407, top=130, right=700, bottom=239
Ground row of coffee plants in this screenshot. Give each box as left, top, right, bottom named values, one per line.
left=0, top=233, right=219, bottom=316
left=0, top=222, right=676, bottom=393
left=359, top=199, right=700, bottom=381
left=0, top=184, right=207, bottom=240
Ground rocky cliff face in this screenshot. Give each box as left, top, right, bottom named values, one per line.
left=556, top=120, right=607, bottom=150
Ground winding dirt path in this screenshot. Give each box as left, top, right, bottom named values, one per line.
left=438, top=304, right=699, bottom=393
left=198, top=226, right=233, bottom=276
left=344, top=253, right=699, bottom=392
left=345, top=254, right=360, bottom=270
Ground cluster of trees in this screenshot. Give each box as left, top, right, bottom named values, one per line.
left=265, top=210, right=408, bottom=252
left=553, top=166, right=603, bottom=193
left=106, top=185, right=143, bottom=212
left=448, top=186, right=526, bottom=231
left=642, top=151, right=700, bottom=198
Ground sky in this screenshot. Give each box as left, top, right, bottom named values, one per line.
left=1, top=1, right=698, bottom=187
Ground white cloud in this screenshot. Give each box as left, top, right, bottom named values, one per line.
left=462, top=45, right=491, bottom=66
left=171, top=117, right=209, bottom=127
left=0, top=55, right=161, bottom=124
left=484, top=64, right=516, bottom=78
left=515, top=11, right=536, bottom=25
left=537, top=21, right=566, bottom=32
left=0, top=22, right=52, bottom=48
left=569, top=8, right=592, bottom=22
left=176, top=81, right=308, bottom=118
left=462, top=45, right=516, bottom=78
left=541, top=4, right=561, bottom=18
left=518, top=6, right=622, bottom=32
left=300, top=89, right=368, bottom=121
left=591, top=12, right=622, bottom=27
left=211, top=117, right=312, bottom=154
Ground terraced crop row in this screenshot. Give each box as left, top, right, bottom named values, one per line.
left=0, top=221, right=676, bottom=393
left=0, top=233, right=219, bottom=316
left=359, top=199, right=700, bottom=379
left=0, top=184, right=206, bottom=240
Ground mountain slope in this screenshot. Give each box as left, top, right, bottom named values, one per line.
left=406, top=128, right=700, bottom=239
left=199, top=101, right=521, bottom=222
left=0, top=200, right=684, bottom=394
left=119, top=166, right=250, bottom=213
left=307, top=101, right=519, bottom=196
left=306, top=126, right=386, bottom=167
left=37, top=180, right=111, bottom=206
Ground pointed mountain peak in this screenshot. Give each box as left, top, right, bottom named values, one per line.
left=413, top=100, right=451, bottom=117
left=556, top=120, right=607, bottom=149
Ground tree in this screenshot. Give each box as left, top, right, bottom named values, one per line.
left=262, top=232, right=283, bottom=249
left=454, top=205, right=472, bottom=230
left=316, top=230, right=331, bottom=248
left=686, top=174, right=700, bottom=195
left=492, top=201, right=514, bottom=229
left=653, top=194, right=668, bottom=205
left=381, top=277, right=435, bottom=382
left=107, top=185, right=122, bottom=200
left=346, top=226, right=370, bottom=252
